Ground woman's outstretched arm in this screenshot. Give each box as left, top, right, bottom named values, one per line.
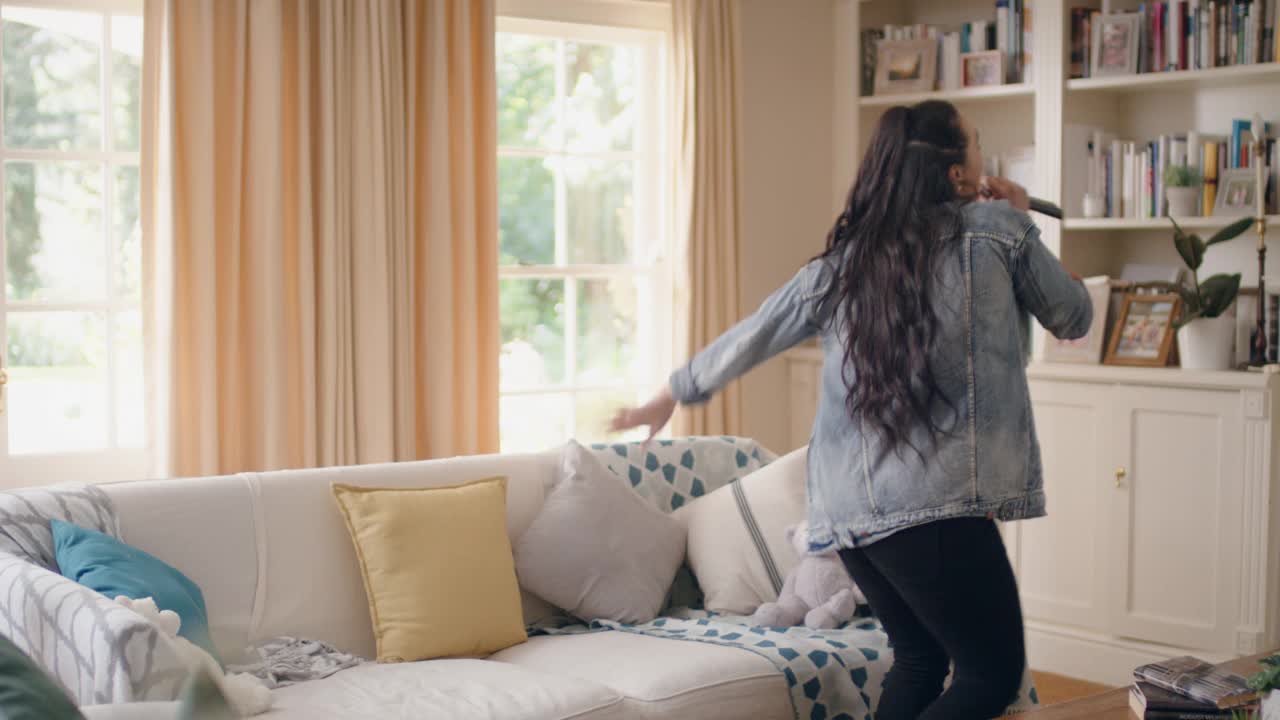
left=611, top=260, right=830, bottom=440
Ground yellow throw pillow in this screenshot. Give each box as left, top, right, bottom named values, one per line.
left=331, top=477, right=527, bottom=663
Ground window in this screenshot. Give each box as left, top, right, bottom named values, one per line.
left=496, top=18, right=668, bottom=453
left=0, top=1, right=145, bottom=483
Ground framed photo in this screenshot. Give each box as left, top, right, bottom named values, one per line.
left=1104, top=293, right=1182, bottom=367
left=1214, top=169, right=1258, bottom=216
left=961, top=50, right=1005, bottom=88
left=874, top=39, right=937, bottom=95
left=1043, top=276, right=1112, bottom=364
left=1090, top=13, right=1140, bottom=77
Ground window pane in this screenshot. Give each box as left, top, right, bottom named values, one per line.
left=113, top=165, right=140, bottom=300
left=565, top=42, right=637, bottom=153
left=498, top=156, right=555, bottom=265
left=573, top=388, right=647, bottom=444
left=576, top=277, right=638, bottom=385
left=566, top=159, right=633, bottom=264
left=5, top=311, right=108, bottom=454
left=499, top=278, right=565, bottom=388
left=113, top=310, right=144, bottom=448
left=5, top=161, right=106, bottom=302
left=111, top=15, right=142, bottom=152
left=500, top=393, right=569, bottom=454
left=2, top=7, right=102, bottom=151
left=496, top=33, right=556, bottom=150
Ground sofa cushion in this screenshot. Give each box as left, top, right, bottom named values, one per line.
left=673, top=446, right=808, bottom=614
left=264, top=660, right=628, bottom=720
left=332, top=478, right=527, bottom=663
left=52, top=520, right=221, bottom=664
left=490, top=632, right=791, bottom=720
left=103, top=475, right=259, bottom=660
left=514, top=441, right=686, bottom=624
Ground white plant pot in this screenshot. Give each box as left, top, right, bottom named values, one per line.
left=1166, top=186, right=1201, bottom=217
left=1263, top=690, right=1280, bottom=720
left=1177, top=313, right=1235, bottom=370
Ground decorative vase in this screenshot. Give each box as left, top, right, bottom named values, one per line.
left=1176, top=313, right=1235, bottom=370
left=1166, top=186, right=1201, bottom=217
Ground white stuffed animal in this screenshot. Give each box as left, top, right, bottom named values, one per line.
left=749, top=522, right=866, bottom=630
left=114, top=596, right=271, bottom=717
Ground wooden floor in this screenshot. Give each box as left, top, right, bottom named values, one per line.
left=1031, top=670, right=1115, bottom=706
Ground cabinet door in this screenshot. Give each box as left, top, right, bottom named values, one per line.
left=1013, top=380, right=1112, bottom=631
left=1108, top=385, right=1244, bottom=652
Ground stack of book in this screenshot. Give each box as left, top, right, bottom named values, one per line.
left=1071, top=1, right=1279, bottom=79
left=1063, top=120, right=1278, bottom=218
left=861, top=0, right=1032, bottom=95
left=1130, top=656, right=1259, bottom=718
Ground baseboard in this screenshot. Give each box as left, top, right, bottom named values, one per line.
left=1026, top=621, right=1234, bottom=686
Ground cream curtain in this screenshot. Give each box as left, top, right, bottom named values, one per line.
left=670, top=0, right=743, bottom=436
left=141, top=0, right=499, bottom=477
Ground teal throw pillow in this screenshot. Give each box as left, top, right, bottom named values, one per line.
left=51, top=519, right=221, bottom=665
left=0, top=632, right=84, bottom=720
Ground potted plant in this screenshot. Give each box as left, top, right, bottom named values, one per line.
left=1245, top=654, right=1280, bottom=720
left=1170, top=216, right=1252, bottom=370
left=1165, top=164, right=1203, bottom=217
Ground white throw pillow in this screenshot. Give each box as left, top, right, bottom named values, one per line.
left=514, top=440, right=687, bottom=624
left=673, top=446, right=808, bottom=615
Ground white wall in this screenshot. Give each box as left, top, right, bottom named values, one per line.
left=736, top=0, right=837, bottom=453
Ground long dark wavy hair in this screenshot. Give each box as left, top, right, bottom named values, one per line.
left=818, top=100, right=968, bottom=456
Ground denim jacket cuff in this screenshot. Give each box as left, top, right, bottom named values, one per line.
left=669, top=364, right=711, bottom=405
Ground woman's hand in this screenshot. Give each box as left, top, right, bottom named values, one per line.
left=609, top=386, right=677, bottom=443
left=979, top=175, right=1031, bottom=211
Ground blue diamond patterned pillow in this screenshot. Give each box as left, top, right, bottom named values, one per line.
left=587, top=436, right=776, bottom=515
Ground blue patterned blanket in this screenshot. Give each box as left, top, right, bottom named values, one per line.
left=532, top=608, right=1039, bottom=720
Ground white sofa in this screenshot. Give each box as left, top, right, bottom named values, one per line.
left=76, top=446, right=797, bottom=720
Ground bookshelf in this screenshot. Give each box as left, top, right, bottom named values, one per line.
left=817, top=0, right=1280, bottom=690
left=1066, top=61, right=1280, bottom=92
left=857, top=82, right=1034, bottom=107
left=1062, top=214, right=1280, bottom=230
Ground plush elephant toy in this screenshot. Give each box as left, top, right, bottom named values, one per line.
left=749, top=522, right=866, bottom=630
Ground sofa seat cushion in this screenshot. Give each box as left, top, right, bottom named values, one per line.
left=490, top=632, right=791, bottom=720
left=262, top=660, right=626, bottom=720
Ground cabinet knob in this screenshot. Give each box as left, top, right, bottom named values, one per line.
left=1115, top=467, right=1127, bottom=487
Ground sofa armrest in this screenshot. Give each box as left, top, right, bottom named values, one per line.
left=0, top=552, right=188, bottom=705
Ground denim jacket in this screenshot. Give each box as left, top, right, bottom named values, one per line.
left=669, top=201, right=1093, bottom=549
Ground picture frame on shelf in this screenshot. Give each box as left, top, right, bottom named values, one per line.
left=1104, top=293, right=1182, bottom=367
left=1214, top=169, right=1258, bottom=216
left=1090, top=12, right=1140, bottom=77
left=874, top=39, right=937, bottom=96
left=961, top=50, right=1005, bottom=88
left=1043, top=276, right=1112, bottom=364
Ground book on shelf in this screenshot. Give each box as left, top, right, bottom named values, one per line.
left=861, top=1, right=1032, bottom=96
left=1133, top=656, right=1259, bottom=710
left=1063, top=119, right=1275, bottom=220
left=1070, top=0, right=1276, bottom=79
left=1129, top=681, right=1255, bottom=719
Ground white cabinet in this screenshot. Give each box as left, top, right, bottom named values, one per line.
left=1009, top=365, right=1280, bottom=684
left=1016, top=381, right=1112, bottom=634
left=1106, top=385, right=1244, bottom=654
left=784, top=349, right=1280, bottom=684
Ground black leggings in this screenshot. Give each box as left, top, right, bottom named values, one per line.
left=838, top=517, right=1026, bottom=720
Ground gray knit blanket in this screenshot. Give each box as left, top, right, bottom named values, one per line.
left=229, top=637, right=363, bottom=689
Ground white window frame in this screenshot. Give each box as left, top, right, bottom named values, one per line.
left=496, top=15, right=672, bottom=450
left=0, top=0, right=147, bottom=488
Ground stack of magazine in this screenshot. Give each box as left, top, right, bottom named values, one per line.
left=1130, top=656, right=1259, bottom=719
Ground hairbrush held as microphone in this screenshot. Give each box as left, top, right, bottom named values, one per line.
left=976, top=178, right=1064, bottom=219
